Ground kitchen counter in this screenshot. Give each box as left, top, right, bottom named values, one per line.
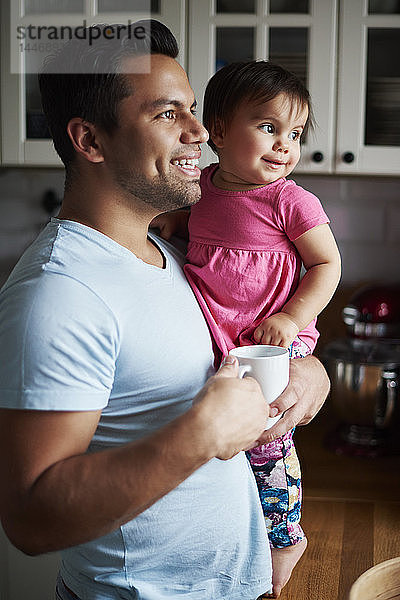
left=280, top=403, right=400, bottom=600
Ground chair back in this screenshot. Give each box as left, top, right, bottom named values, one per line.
left=349, top=557, right=400, bottom=600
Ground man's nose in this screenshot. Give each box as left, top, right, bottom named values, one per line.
left=181, top=114, right=209, bottom=144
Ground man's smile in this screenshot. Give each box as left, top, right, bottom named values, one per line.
left=171, top=154, right=201, bottom=176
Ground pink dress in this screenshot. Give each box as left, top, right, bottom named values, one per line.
left=184, top=164, right=330, bottom=549
left=185, top=164, right=329, bottom=359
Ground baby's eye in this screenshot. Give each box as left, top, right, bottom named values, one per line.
left=259, top=123, right=274, bottom=134
left=289, top=130, right=301, bottom=141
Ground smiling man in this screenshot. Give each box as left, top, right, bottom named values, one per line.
left=0, top=20, right=329, bottom=600
left=99, top=52, right=204, bottom=216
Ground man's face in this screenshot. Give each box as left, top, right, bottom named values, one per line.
left=102, top=53, right=209, bottom=213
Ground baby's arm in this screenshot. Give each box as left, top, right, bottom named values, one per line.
left=254, top=223, right=341, bottom=348
left=150, top=209, right=190, bottom=241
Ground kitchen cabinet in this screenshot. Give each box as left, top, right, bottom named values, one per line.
left=2, top=0, right=399, bottom=173
left=188, top=0, right=400, bottom=175
left=188, top=0, right=337, bottom=172
left=0, top=0, right=185, bottom=166
left=336, top=0, right=400, bottom=175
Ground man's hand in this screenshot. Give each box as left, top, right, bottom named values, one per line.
left=194, top=355, right=269, bottom=460
left=252, top=354, right=329, bottom=446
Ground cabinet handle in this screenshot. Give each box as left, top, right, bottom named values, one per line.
left=342, top=152, right=355, bottom=163
left=312, top=151, right=324, bottom=163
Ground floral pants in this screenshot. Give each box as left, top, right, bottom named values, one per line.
left=246, top=338, right=309, bottom=548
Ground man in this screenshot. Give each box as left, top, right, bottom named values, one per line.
left=0, top=20, right=328, bottom=600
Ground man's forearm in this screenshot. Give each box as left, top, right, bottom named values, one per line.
left=1, top=360, right=269, bottom=556
left=3, top=405, right=214, bottom=556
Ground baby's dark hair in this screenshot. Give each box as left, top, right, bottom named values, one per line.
left=203, top=60, right=314, bottom=153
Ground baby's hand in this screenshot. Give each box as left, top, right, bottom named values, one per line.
left=150, top=209, right=190, bottom=241
left=253, top=313, right=300, bottom=349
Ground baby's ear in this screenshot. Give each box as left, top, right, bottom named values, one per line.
left=210, top=120, right=225, bottom=149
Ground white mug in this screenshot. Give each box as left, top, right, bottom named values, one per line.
left=228, top=345, right=289, bottom=430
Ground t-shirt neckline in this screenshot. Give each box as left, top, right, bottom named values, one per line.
left=50, top=217, right=170, bottom=274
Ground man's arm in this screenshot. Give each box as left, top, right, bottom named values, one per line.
left=255, top=354, right=329, bottom=445
left=0, top=358, right=268, bottom=556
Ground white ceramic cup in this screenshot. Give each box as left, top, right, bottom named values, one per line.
left=228, top=345, right=289, bottom=430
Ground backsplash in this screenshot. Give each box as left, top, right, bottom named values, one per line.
left=0, top=167, right=399, bottom=286
left=295, top=174, right=400, bottom=286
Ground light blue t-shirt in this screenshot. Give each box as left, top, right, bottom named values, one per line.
left=0, top=218, right=271, bottom=599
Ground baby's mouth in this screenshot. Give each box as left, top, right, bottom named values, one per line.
left=263, top=158, right=286, bottom=167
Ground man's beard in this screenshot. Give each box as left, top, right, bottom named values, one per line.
left=113, top=165, right=201, bottom=212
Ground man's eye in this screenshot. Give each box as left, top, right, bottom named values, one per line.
left=289, top=130, right=301, bottom=141
left=161, top=110, right=176, bottom=120
left=259, top=124, right=274, bottom=134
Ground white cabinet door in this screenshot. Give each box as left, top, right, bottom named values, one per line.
left=1, top=0, right=185, bottom=166
left=188, top=0, right=338, bottom=173
left=336, top=0, right=400, bottom=175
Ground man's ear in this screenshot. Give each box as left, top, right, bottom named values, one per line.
left=66, top=118, right=105, bottom=163
left=210, top=120, right=225, bottom=149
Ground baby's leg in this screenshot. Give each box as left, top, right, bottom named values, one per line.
left=248, top=431, right=306, bottom=598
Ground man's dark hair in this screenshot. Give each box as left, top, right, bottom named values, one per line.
left=203, top=60, right=314, bottom=154
left=38, top=19, right=178, bottom=172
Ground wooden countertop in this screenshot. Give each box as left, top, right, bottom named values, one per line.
left=280, top=403, right=400, bottom=600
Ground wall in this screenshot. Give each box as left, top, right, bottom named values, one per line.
left=0, top=524, right=60, bottom=600
left=295, top=174, right=400, bottom=287
left=0, top=167, right=399, bottom=288
left=0, top=168, right=64, bottom=284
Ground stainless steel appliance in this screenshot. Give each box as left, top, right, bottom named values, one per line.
left=322, top=284, right=400, bottom=456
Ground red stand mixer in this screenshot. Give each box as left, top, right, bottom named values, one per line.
left=322, top=284, right=400, bottom=457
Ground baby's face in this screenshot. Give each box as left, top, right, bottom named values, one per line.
left=214, top=93, right=308, bottom=188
